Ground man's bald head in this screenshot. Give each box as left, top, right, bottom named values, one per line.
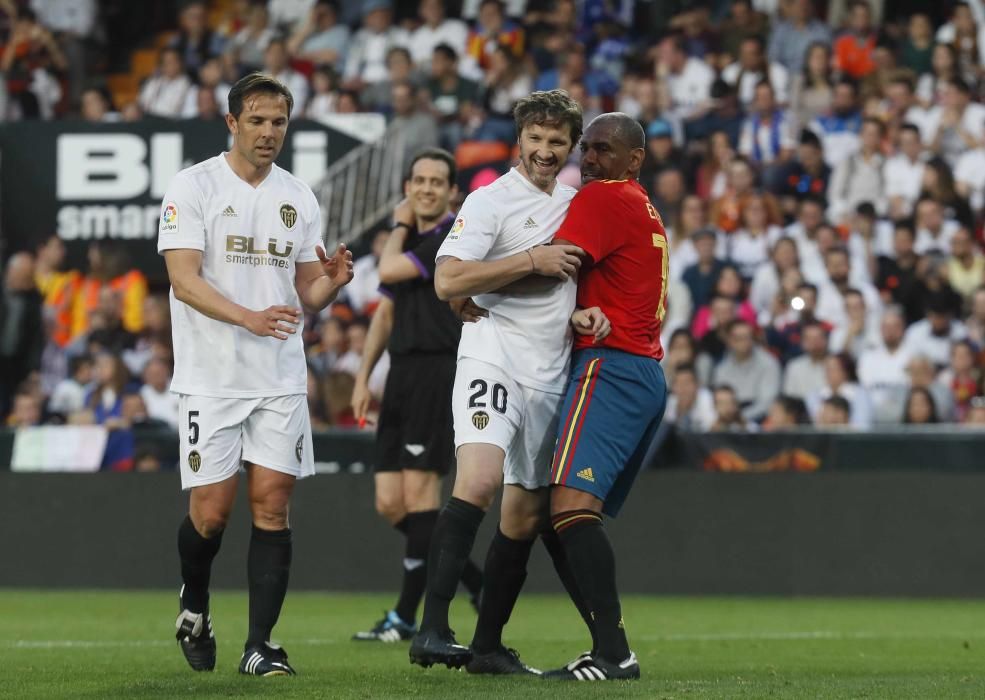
left=4, top=252, right=35, bottom=291
left=579, top=112, right=646, bottom=184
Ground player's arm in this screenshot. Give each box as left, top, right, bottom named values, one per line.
left=164, top=249, right=300, bottom=339
left=434, top=244, right=582, bottom=300
left=351, top=295, right=393, bottom=422
left=295, top=244, right=355, bottom=312
left=491, top=238, right=587, bottom=294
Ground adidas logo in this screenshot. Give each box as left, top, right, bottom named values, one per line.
left=576, top=467, right=594, bottom=482
left=523, top=216, right=538, bottom=229
left=222, top=205, right=237, bottom=217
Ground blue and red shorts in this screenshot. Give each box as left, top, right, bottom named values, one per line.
left=550, top=347, right=667, bottom=516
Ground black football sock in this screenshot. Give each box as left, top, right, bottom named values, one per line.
left=393, top=515, right=409, bottom=535
left=420, top=497, right=485, bottom=632
left=553, top=510, right=630, bottom=663
left=541, top=524, right=598, bottom=654
left=246, top=525, right=293, bottom=650
left=470, top=528, right=535, bottom=654
left=177, top=515, right=223, bottom=614
left=394, top=509, right=439, bottom=624
left=460, top=558, right=484, bottom=599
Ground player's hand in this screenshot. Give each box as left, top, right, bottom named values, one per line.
left=393, top=197, right=415, bottom=227
left=450, top=297, right=488, bottom=323
left=317, top=244, right=354, bottom=288
left=529, top=244, right=583, bottom=280
left=571, top=306, right=611, bottom=342
left=351, top=377, right=372, bottom=423
left=243, top=305, right=301, bottom=340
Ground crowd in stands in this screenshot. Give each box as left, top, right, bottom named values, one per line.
left=7, top=0, right=985, bottom=474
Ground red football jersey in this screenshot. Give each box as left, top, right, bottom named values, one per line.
left=554, top=179, right=668, bottom=359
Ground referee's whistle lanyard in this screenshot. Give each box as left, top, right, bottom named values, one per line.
left=751, top=111, right=782, bottom=164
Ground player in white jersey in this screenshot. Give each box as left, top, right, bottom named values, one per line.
left=160, top=73, right=354, bottom=677
left=409, top=90, right=609, bottom=673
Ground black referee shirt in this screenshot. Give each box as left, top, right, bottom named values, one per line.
left=379, top=213, right=461, bottom=356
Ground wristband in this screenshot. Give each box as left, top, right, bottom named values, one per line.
left=526, top=249, right=535, bottom=272
left=392, top=222, right=412, bottom=232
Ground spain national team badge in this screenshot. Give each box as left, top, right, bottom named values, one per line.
left=295, top=435, right=303, bottom=463
left=280, top=203, right=298, bottom=229
left=472, top=411, right=489, bottom=430
left=447, top=216, right=465, bottom=241
left=188, top=450, right=202, bottom=473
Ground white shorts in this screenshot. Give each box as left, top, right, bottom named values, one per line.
left=177, top=393, right=314, bottom=490
left=452, top=357, right=564, bottom=490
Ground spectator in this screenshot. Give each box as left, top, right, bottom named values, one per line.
left=783, top=195, right=827, bottom=282
left=261, top=38, right=310, bottom=114
left=712, top=319, right=782, bottom=422
left=782, top=320, right=829, bottom=400
left=899, top=13, right=935, bottom=77
left=883, top=76, right=932, bottom=142
left=407, top=0, right=467, bottom=68
left=921, top=157, right=974, bottom=230
left=772, top=129, right=830, bottom=218
left=226, top=2, right=276, bottom=72
left=903, top=295, right=969, bottom=368
left=334, top=318, right=367, bottom=376
left=816, top=246, right=882, bottom=334
left=809, top=78, right=863, bottom=169
left=857, top=307, right=912, bottom=423
left=48, top=353, right=92, bottom=416
left=712, top=156, right=766, bottom=233
left=681, top=228, right=727, bottom=309
left=167, top=0, right=225, bottom=78
left=80, top=87, right=119, bottom=123
left=268, top=0, right=316, bottom=33
left=827, top=117, right=886, bottom=224
left=139, top=356, right=178, bottom=430
left=718, top=0, right=770, bottom=62
left=138, top=48, right=194, bottom=119
left=938, top=339, right=981, bottom=421
left=697, top=294, right=738, bottom=366
left=72, top=241, right=148, bottom=340
left=638, top=118, right=684, bottom=189
left=903, top=386, right=940, bottom=424
left=323, top=370, right=358, bottom=426
left=182, top=57, right=231, bottom=118
left=913, top=196, right=959, bottom=257
left=668, top=195, right=724, bottom=280
left=308, top=316, right=347, bottom=375
left=656, top=33, right=715, bottom=122
left=464, top=0, right=524, bottom=75
left=82, top=287, right=138, bottom=357
left=390, top=81, right=440, bottom=162
left=816, top=394, right=851, bottom=426
left=738, top=80, right=796, bottom=172
left=965, top=286, right=985, bottom=346
left=0, top=252, right=43, bottom=416
left=947, top=226, right=985, bottom=301
left=476, top=42, right=532, bottom=141
left=934, top=1, right=982, bottom=86
left=534, top=42, right=617, bottom=101
left=884, top=123, right=926, bottom=219
left=722, top=34, right=789, bottom=109
left=651, top=167, right=687, bottom=232
left=927, top=78, right=985, bottom=167
left=693, top=130, right=736, bottom=201
left=767, top=0, right=831, bottom=75
left=286, top=0, right=350, bottom=70
left=830, top=288, right=880, bottom=357
left=8, top=390, right=42, bottom=427
left=763, top=394, right=810, bottom=430
left=343, top=0, right=408, bottom=88
left=832, top=0, right=877, bottom=79
left=1, top=7, right=67, bottom=120
left=683, top=79, right=745, bottom=148
left=691, top=264, right=757, bottom=341
left=305, top=65, right=338, bottom=118
left=362, top=46, right=418, bottom=112
left=917, top=43, right=960, bottom=108
left=28, top=0, right=98, bottom=106
left=426, top=43, right=481, bottom=150
left=906, top=354, right=955, bottom=421
left=766, top=279, right=824, bottom=363
left=34, top=233, right=80, bottom=349
left=750, top=236, right=801, bottom=321
left=789, top=42, right=834, bottom=132
left=666, top=363, right=716, bottom=431
left=729, top=193, right=783, bottom=280
left=663, top=329, right=709, bottom=388
left=966, top=398, right=985, bottom=425
left=83, top=352, right=130, bottom=425
left=807, top=352, right=874, bottom=428
left=954, top=138, right=985, bottom=216
left=709, top=384, right=757, bottom=431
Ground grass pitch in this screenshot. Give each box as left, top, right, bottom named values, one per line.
left=3, top=591, right=985, bottom=699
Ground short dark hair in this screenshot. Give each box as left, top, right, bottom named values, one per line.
left=228, top=72, right=294, bottom=118
left=775, top=395, right=809, bottom=424
left=674, top=363, right=697, bottom=378
left=899, top=122, right=921, bottom=138
left=68, top=354, right=93, bottom=378
left=407, top=147, right=457, bottom=187
left=823, top=395, right=851, bottom=416
left=433, top=42, right=458, bottom=62
left=513, top=89, right=583, bottom=144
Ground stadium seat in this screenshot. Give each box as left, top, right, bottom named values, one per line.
left=454, top=141, right=511, bottom=171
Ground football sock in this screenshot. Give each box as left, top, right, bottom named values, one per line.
left=246, top=525, right=292, bottom=649
left=541, top=524, right=598, bottom=653
left=420, top=497, right=484, bottom=632
left=470, top=528, right=535, bottom=654
left=460, top=558, right=484, bottom=598
left=177, top=515, right=223, bottom=614
left=393, top=516, right=409, bottom=535
left=553, top=509, right=630, bottom=663
left=394, top=509, right=438, bottom=624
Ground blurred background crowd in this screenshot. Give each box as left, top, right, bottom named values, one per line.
left=5, top=0, right=985, bottom=473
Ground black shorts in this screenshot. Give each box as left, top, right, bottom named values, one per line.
left=376, top=353, right=456, bottom=475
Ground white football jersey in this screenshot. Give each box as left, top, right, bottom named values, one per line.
left=158, top=153, right=322, bottom=398
left=436, top=168, right=577, bottom=393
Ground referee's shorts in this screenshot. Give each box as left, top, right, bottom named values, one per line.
left=376, top=353, right=456, bottom=475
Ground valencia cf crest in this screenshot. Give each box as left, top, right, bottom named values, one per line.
left=295, top=435, right=303, bottom=463
left=188, top=450, right=202, bottom=473
left=280, top=203, right=298, bottom=229
left=472, top=411, right=490, bottom=430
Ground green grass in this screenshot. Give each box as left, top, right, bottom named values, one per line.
left=3, top=591, right=985, bottom=698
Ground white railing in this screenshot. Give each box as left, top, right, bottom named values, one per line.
left=316, top=120, right=407, bottom=249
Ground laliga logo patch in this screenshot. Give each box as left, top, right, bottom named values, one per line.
left=447, top=216, right=465, bottom=241
left=160, top=202, right=178, bottom=233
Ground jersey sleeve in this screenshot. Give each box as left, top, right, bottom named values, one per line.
left=435, top=190, right=498, bottom=263
left=296, top=187, right=322, bottom=264
left=157, top=174, right=205, bottom=253
left=554, top=184, right=609, bottom=263
left=405, top=230, right=448, bottom=280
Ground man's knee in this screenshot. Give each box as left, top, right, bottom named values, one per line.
left=375, top=490, right=406, bottom=523
left=500, top=488, right=548, bottom=540
left=191, top=511, right=229, bottom=538
left=500, top=509, right=541, bottom=540
left=403, top=471, right=441, bottom=512
left=452, top=472, right=499, bottom=511
left=249, top=490, right=290, bottom=530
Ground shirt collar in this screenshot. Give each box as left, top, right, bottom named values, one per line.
left=420, top=212, right=456, bottom=236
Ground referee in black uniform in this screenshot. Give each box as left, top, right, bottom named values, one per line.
left=351, top=148, right=482, bottom=642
